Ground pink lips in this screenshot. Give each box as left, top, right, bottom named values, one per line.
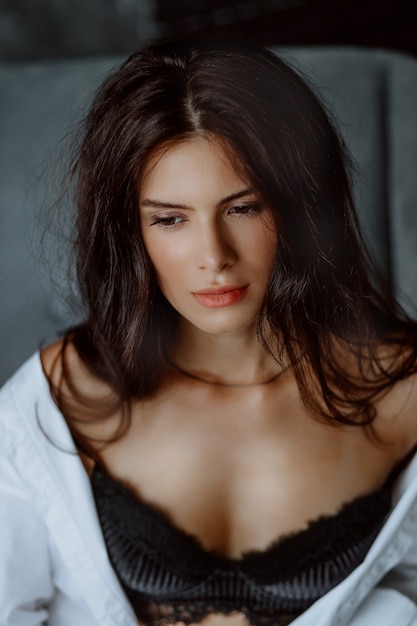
left=192, top=285, right=248, bottom=308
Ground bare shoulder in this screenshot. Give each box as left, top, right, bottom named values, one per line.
left=40, top=339, right=65, bottom=381
left=40, top=338, right=114, bottom=402
left=41, top=339, right=125, bottom=463
left=375, top=365, right=417, bottom=457
left=40, top=337, right=121, bottom=445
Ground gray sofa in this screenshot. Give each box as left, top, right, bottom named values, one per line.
left=1, top=46, right=417, bottom=385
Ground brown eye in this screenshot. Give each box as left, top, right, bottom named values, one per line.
left=228, top=202, right=262, bottom=216
left=150, top=215, right=185, bottom=227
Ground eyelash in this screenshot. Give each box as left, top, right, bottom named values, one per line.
left=149, top=203, right=263, bottom=229
left=150, top=215, right=185, bottom=228
left=228, top=202, right=262, bottom=216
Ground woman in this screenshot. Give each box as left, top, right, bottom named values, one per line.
left=1, top=38, right=417, bottom=626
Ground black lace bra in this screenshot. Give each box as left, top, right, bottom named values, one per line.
left=90, top=447, right=416, bottom=626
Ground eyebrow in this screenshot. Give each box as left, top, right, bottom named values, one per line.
left=140, top=188, right=255, bottom=211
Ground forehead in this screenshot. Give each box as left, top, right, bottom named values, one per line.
left=139, top=136, right=250, bottom=194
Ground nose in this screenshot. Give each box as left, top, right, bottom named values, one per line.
left=197, top=220, right=237, bottom=273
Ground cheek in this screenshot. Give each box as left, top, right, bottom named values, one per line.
left=144, top=237, right=187, bottom=286
left=246, top=226, right=277, bottom=274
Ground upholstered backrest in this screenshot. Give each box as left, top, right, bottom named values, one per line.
left=1, top=47, right=416, bottom=384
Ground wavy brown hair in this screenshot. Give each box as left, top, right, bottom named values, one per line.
left=56, top=38, right=417, bottom=436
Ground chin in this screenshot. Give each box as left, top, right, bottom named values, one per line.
left=186, top=312, right=259, bottom=337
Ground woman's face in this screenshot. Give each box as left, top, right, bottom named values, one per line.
left=139, top=136, right=277, bottom=337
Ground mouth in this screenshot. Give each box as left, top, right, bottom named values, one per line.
left=192, top=285, right=248, bottom=308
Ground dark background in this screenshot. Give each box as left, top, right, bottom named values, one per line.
left=0, top=0, right=415, bottom=61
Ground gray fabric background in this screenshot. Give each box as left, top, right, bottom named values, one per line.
left=0, top=0, right=158, bottom=60
left=1, top=46, right=417, bottom=384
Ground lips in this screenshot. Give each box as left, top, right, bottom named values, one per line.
left=192, top=285, right=248, bottom=308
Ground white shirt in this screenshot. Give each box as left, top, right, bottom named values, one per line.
left=0, top=353, right=417, bottom=626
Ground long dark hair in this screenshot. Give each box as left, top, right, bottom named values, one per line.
left=58, top=38, right=417, bottom=434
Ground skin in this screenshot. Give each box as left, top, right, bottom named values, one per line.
left=41, top=136, right=417, bottom=626
left=139, top=135, right=279, bottom=384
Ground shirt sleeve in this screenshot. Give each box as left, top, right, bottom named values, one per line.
left=348, top=588, right=417, bottom=625
left=380, top=546, right=417, bottom=605
left=348, top=519, right=417, bottom=625
left=0, top=452, right=54, bottom=625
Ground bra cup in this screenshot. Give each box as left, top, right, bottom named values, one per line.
left=90, top=462, right=397, bottom=625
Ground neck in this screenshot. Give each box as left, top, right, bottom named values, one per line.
left=171, top=321, right=284, bottom=387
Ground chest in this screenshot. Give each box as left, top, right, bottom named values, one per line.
left=97, top=386, right=399, bottom=559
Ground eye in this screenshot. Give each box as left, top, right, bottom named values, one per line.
left=227, top=202, right=262, bottom=216
left=150, top=215, right=186, bottom=228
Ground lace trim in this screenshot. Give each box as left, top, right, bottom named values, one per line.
left=91, top=464, right=392, bottom=583
left=131, top=597, right=299, bottom=626
left=90, top=460, right=411, bottom=626
left=89, top=443, right=417, bottom=626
